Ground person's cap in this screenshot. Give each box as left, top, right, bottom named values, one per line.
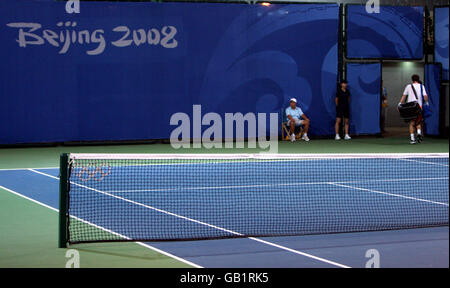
left=289, top=98, right=297, bottom=103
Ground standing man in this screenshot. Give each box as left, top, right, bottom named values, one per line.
left=398, top=75, right=428, bottom=144
left=335, top=80, right=351, bottom=140
left=286, top=98, right=310, bottom=142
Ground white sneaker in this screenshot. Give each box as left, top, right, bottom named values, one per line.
left=291, top=133, right=296, bottom=142
left=302, top=135, right=310, bottom=142
left=335, top=134, right=341, bottom=140
left=344, top=134, right=351, bottom=140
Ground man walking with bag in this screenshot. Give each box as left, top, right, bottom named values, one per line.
left=398, top=75, right=429, bottom=144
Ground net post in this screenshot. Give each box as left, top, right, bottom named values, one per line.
left=59, top=153, right=70, bottom=248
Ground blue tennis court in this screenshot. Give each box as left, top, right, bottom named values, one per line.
left=1, top=154, right=448, bottom=268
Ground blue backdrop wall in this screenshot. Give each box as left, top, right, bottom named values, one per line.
left=435, top=7, right=449, bottom=81
left=346, top=5, right=424, bottom=59
left=0, top=0, right=339, bottom=144
left=346, top=63, right=381, bottom=135
left=424, top=64, right=441, bottom=136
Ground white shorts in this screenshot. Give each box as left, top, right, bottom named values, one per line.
left=287, top=119, right=304, bottom=127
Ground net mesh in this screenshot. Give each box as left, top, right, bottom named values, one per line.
left=63, top=153, right=449, bottom=244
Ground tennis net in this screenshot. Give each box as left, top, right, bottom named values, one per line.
left=59, top=153, right=449, bottom=246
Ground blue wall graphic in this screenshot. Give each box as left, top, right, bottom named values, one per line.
left=0, top=0, right=339, bottom=144
left=347, top=5, right=423, bottom=59
left=435, top=7, right=449, bottom=81
left=346, top=63, right=381, bottom=135
left=424, top=64, right=441, bottom=136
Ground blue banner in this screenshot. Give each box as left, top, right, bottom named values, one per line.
left=435, top=7, right=449, bottom=81
left=347, top=5, right=423, bottom=59
left=346, top=63, right=381, bottom=135
left=424, top=64, right=441, bottom=136
left=0, top=0, right=339, bottom=144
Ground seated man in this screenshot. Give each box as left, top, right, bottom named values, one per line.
left=286, top=98, right=310, bottom=142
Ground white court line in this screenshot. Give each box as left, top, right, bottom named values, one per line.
left=397, top=158, right=449, bottom=167
left=0, top=159, right=322, bottom=171
left=329, top=183, right=449, bottom=206
left=101, top=177, right=449, bottom=194
left=0, top=184, right=202, bottom=268
left=28, top=168, right=350, bottom=268
left=0, top=166, right=58, bottom=171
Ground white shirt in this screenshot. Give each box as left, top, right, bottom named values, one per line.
left=403, top=83, right=427, bottom=107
